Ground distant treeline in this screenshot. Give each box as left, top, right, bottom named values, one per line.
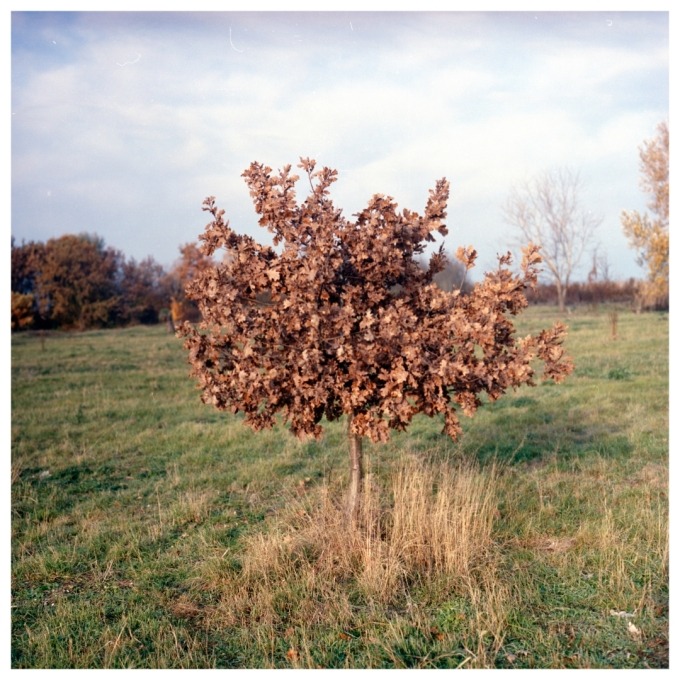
left=11, top=234, right=210, bottom=331
left=10, top=233, right=649, bottom=332
left=525, top=278, right=643, bottom=309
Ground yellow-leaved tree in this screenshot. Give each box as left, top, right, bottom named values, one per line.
left=621, top=121, right=669, bottom=309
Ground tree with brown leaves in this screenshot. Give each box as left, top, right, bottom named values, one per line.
left=180, top=159, right=573, bottom=521
left=165, top=242, right=215, bottom=325
left=33, top=233, right=123, bottom=330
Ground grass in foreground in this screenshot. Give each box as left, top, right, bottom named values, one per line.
left=11, top=306, right=669, bottom=668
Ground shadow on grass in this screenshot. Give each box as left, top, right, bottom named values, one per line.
left=376, top=386, right=635, bottom=472
left=464, top=393, right=633, bottom=468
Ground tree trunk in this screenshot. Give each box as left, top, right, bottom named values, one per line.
left=347, top=413, right=364, bottom=524
left=556, top=282, right=567, bottom=313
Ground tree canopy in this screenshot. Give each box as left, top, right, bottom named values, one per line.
left=621, top=121, right=669, bottom=308
left=180, top=158, right=573, bottom=447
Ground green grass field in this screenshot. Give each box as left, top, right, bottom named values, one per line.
left=11, top=306, right=669, bottom=668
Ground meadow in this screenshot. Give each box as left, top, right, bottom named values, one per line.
left=11, top=306, right=669, bottom=668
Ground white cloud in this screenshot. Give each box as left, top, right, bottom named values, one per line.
left=11, top=11, right=668, bottom=279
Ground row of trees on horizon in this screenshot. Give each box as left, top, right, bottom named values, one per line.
left=10, top=236, right=210, bottom=332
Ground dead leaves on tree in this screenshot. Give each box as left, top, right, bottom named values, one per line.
left=181, top=158, right=573, bottom=443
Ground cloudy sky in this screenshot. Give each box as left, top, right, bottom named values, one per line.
left=11, top=8, right=669, bottom=280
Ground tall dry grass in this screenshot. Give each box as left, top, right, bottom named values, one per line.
left=240, top=458, right=498, bottom=599
left=195, top=457, right=507, bottom=666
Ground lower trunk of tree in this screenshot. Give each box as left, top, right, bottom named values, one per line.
left=347, top=413, right=364, bottom=524
left=556, top=282, right=567, bottom=313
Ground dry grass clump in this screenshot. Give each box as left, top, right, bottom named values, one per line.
left=194, top=457, right=504, bottom=667
left=233, top=458, right=499, bottom=606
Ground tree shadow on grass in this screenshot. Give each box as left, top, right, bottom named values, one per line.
left=460, top=392, right=633, bottom=468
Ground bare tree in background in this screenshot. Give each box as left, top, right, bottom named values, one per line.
left=503, top=168, right=602, bottom=312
